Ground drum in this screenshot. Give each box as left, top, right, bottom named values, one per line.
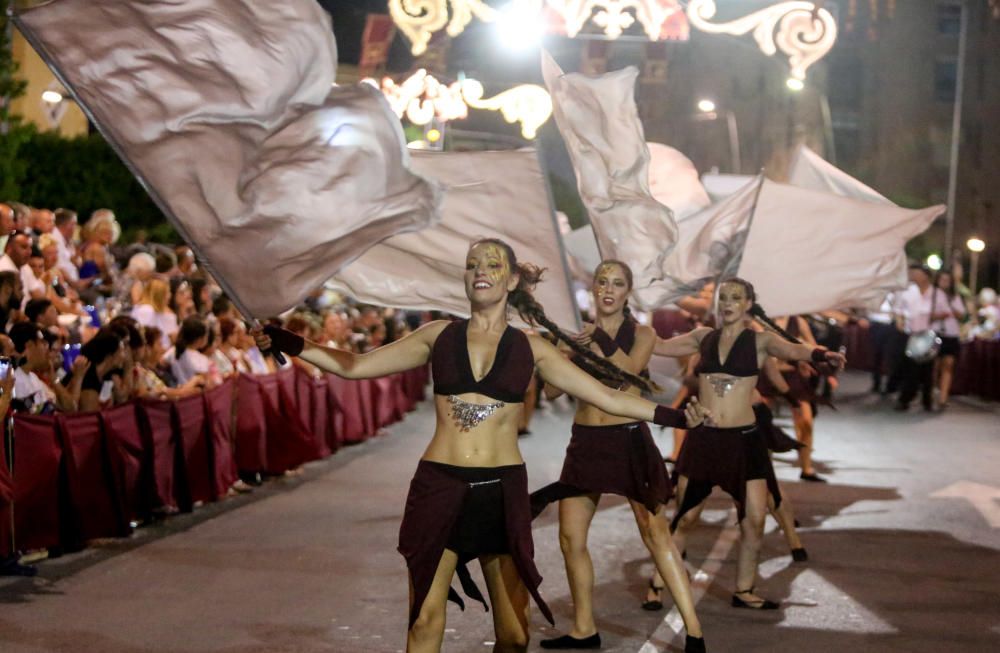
left=905, top=329, right=941, bottom=363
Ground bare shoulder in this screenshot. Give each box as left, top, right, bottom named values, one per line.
left=526, top=331, right=561, bottom=359
left=635, top=323, right=656, bottom=340
left=691, top=326, right=713, bottom=342
left=407, top=319, right=452, bottom=346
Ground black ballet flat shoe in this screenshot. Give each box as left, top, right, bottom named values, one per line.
left=731, top=588, right=779, bottom=610
left=799, top=472, right=827, bottom=483
left=791, top=547, right=809, bottom=563
left=685, top=635, right=707, bottom=653
left=641, top=579, right=664, bottom=611
left=540, top=632, right=602, bottom=649
left=793, top=518, right=801, bottom=527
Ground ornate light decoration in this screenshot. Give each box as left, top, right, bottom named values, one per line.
left=388, top=0, right=497, bottom=56
left=546, top=0, right=686, bottom=40
left=366, top=69, right=553, bottom=140
left=686, top=0, right=837, bottom=81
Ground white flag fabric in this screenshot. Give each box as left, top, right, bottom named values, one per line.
left=327, top=149, right=580, bottom=330
left=634, top=175, right=762, bottom=308
left=646, top=142, right=712, bottom=219
left=541, top=52, right=678, bottom=291
left=16, top=0, right=439, bottom=318
left=788, top=145, right=891, bottom=206
left=738, top=181, right=941, bottom=315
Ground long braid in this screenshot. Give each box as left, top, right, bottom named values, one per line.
left=473, top=238, right=657, bottom=393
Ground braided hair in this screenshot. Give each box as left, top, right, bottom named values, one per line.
left=719, top=277, right=801, bottom=345
left=472, top=238, right=656, bottom=393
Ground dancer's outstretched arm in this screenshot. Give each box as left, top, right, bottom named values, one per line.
left=253, top=320, right=448, bottom=380
left=759, top=331, right=845, bottom=369
left=652, top=327, right=712, bottom=359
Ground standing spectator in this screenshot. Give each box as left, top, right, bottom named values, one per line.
left=131, top=278, right=179, bottom=348
left=10, top=322, right=87, bottom=413
left=933, top=270, right=968, bottom=410
left=51, top=208, right=80, bottom=284
left=896, top=265, right=951, bottom=412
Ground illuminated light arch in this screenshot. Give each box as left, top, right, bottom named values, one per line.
left=686, top=0, right=837, bottom=81
left=365, top=69, right=553, bottom=140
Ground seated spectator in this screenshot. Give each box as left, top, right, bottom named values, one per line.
left=190, top=277, right=213, bottom=317
left=0, top=202, right=13, bottom=252
left=0, top=231, right=44, bottom=303
left=284, top=315, right=323, bottom=377
left=321, top=311, right=352, bottom=350
left=0, top=333, right=14, bottom=356
left=169, top=277, right=195, bottom=321
left=211, top=295, right=238, bottom=323
left=118, top=252, right=156, bottom=310
left=131, top=278, right=178, bottom=348
left=163, top=316, right=218, bottom=389
left=10, top=322, right=87, bottom=413
left=37, top=233, right=87, bottom=319
left=78, top=209, right=120, bottom=290
left=217, top=318, right=251, bottom=375
left=198, top=322, right=226, bottom=385
left=0, top=271, right=23, bottom=329
left=51, top=208, right=79, bottom=284
left=30, top=208, right=55, bottom=239
left=72, top=328, right=128, bottom=412
left=25, top=298, right=59, bottom=332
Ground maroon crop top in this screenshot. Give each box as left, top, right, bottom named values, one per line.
left=694, top=328, right=759, bottom=377
left=572, top=318, right=641, bottom=380
left=431, top=319, right=534, bottom=403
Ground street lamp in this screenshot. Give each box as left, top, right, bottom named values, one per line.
left=41, top=90, right=64, bottom=104
left=967, top=237, right=986, bottom=297
left=694, top=99, right=741, bottom=174
left=927, top=254, right=943, bottom=271
left=786, top=77, right=805, bottom=92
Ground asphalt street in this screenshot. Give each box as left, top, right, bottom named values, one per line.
left=1, top=371, right=999, bottom=652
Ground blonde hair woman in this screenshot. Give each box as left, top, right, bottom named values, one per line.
left=131, top=278, right=178, bottom=348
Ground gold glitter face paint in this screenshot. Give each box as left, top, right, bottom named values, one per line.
left=468, top=243, right=511, bottom=286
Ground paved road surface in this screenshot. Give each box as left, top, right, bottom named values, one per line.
left=2, top=372, right=999, bottom=652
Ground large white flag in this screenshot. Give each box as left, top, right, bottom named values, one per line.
left=328, top=149, right=580, bottom=330
left=738, top=181, right=942, bottom=315
left=788, top=145, right=891, bottom=206
left=541, top=52, right=678, bottom=293
left=15, top=0, right=439, bottom=318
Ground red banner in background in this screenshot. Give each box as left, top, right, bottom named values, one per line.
left=359, top=14, right=396, bottom=79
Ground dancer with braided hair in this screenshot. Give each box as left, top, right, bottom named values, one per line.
left=529, top=260, right=705, bottom=652
left=649, top=278, right=844, bottom=610
left=254, top=239, right=709, bottom=653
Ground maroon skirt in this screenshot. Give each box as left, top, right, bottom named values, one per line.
left=530, top=421, right=672, bottom=518
left=753, top=403, right=803, bottom=453
left=673, top=423, right=781, bottom=528
left=398, top=460, right=553, bottom=629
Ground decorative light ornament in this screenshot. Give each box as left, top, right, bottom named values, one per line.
left=388, top=0, right=498, bottom=56
left=366, top=70, right=553, bottom=140
left=926, top=253, right=943, bottom=271
left=547, top=0, right=686, bottom=40
left=686, top=0, right=837, bottom=81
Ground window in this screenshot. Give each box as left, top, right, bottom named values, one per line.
left=935, top=59, right=958, bottom=103
left=937, top=3, right=962, bottom=35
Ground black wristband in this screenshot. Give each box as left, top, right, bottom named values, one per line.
left=264, top=325, right=305, bottom=357
left=653, top=404, right=687, bottom=428
left=810, top=348, right=828, bottom=363
left=591, top=328, right=619, bottom=358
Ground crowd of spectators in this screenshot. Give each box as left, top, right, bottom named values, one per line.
left=0, top=201, right=427, bottom=418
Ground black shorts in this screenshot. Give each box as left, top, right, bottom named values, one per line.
left=938, top=336, right=961, bottom=358
left=435, top=463, right=510, bottom=556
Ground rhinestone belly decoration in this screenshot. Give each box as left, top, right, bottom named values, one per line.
left=706, top=374, right=737, bottom=398
left=448, top=395, right=505, bottom=432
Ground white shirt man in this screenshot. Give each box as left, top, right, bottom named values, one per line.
left=899, top=283, right=951, bottom=333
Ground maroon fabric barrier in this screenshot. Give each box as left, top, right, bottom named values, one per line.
left=327, top=377, right=367, bottom=444
left=139, top=399, right=178, bottom=512
left=0, top=430, right=13, bottom=557
left=174, top=394, right=213, bottom=506
left=235, top=373, right=268, bottom=473
left=12, top=415, right=63, bottom=551
left=843, top=323, right=876, bottom=371
left=373, top=377, right=401, bottom=428
left=294, top=367, right=332, bottom=459
left=952, top=339, right=1000, bottom=401
left=58, top=412, right=131, bottom=541
left=358, top=379, right=377, bottom=438
left=101, top=404, right=147, bottom=524
left=205, top=380, right=238, bottom=498
left=263, top=370, right=323, bottom=474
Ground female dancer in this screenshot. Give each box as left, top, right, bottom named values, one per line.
left=531, top=260, right=704, bottom=652
left=762, top=315, right=825, bottom=482
left=255, top=239, right=708, bottom=653
left=650, top=278, right=843, bottom=609
left=933, top=270, right=967, bottom=409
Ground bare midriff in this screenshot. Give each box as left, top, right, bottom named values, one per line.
left=575, top=382, right=643, bottom=427
left=697, top=374, right=757, bottom=428
left=421, top=394, right=526, bottom=467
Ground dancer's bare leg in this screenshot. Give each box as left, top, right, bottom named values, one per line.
left=481, top=554, right=531, bottom=653
left=734, top=480, right=770, bottom=604
left=407, top=549, right=459, bottom=653
left=557, top=494, right=601, bottom=638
